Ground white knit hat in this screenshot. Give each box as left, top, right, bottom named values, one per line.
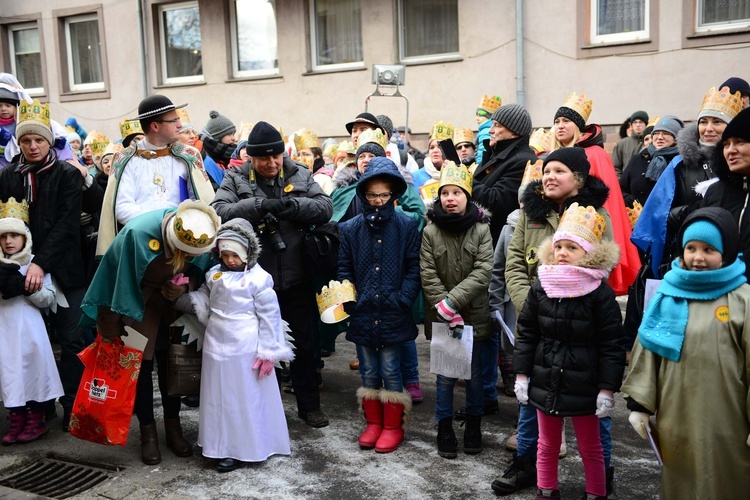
left=218, top=239, right=248, bottom=264
left=165, top=200, right=221, bottom=255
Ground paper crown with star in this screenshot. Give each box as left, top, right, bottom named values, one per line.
left=438, top=161, right=473, bottom=195
left=553, top=202, right=606, bottom=253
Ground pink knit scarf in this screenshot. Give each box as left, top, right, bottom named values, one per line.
left=537, top=264, right=608, bottom=298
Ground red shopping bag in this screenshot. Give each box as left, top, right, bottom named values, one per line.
left=69, top=334, right=142, bottom=446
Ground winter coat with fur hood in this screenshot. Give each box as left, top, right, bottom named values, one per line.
left=505, top=175, right=614, bottom=312
left=513, top=236, right=625, bottom=417
left=420, top=200, right=494, bottom=340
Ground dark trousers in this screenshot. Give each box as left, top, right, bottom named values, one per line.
left=278, top=284, right=320, bottom=413
left=54, top=287, right=87, bottom=410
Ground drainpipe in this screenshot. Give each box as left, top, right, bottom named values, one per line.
left=137, top=0, right=148, bottom=98
left=515, top=0, right=525, bottom=107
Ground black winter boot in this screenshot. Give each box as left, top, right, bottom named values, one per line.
left=606, top=466, right=614, bottom=497
left=436, top=417, right=457, bottom=459
left=490, top=453, right=537, bottom=495
left=463, top=414, right=482, bottom=454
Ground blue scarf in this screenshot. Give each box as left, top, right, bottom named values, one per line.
left=639, top=256, right=746, bottom=361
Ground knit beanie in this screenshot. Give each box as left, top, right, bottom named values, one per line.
left=720, top=77, right=750, bottom=96
left=554, top=106, right=586, bottom=132
left=491, top=104, right=532, bottom=137
left=376, top=114, right=394, bottom=138
left=218, top=237, right=248, bottom=264
left=16, top=118, right=54, bottom=145
left=543, top=147, right=590, bottom=178
left=66, top=131, right=82, bottom=145
left=355, top=141, right=386, bottom=161
left=682, top=220, right=723, bottom=253
left=652, top=115, right=684, bottom=139
left=203, top=110, right=236, bottom=141
left=630, top=110, right=649, bottom=124
left=246, top=121, right=284, bottom=156
left=721, top=106, right=750, bottom=143
left=0, top=88, right=19, bottom=106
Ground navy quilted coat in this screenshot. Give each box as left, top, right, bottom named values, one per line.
left=338, top=157, right=422, bottom=348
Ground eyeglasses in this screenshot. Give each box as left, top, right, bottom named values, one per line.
left=456, top=144, right=474, bottom=150
left=156, top=118, right=181, bottom=124
left=365, top=192, right=392, bottom=201
left=652, top=131, right=672, bottom=138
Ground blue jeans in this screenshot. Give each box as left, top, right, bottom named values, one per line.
left=435, top=339, right=482, bottom=421
left=477, top=332, right=499, bottom=401
left=356, top=344, right=403, bottom=392
left=516, top=403, right=613, bottom=469
left=400, top=340, right=419, bottom=385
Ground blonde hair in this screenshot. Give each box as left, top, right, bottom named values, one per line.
left=549, top=127, right=581, bottom=152
left=167, top=248, right=189, bottom=274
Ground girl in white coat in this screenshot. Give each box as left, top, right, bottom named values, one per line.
left=176, top=218, right=294, bottom=472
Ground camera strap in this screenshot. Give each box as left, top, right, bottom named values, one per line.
left=249, top=166, right=286, bottom=199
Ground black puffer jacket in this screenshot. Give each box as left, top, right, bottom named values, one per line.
left=513, top=238, right=625, bottom=417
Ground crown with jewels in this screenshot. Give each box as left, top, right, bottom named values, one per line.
left=103, top=141, right=124, bottom=157
left=477, top=94, right=502, bottom=114
left=646, top=115, right=660, bottom=128
left=316, top=280, right=357, bottom=323
left=18, top=99, right=50, bottom=128
left=119, top=119, right=144, bottom=140
left=554, top=202, right=606, bottom=252
left=453, top=127, right=474, bottom=146
left=626, top=200, right=643, bottom=230
left=529, top=128, right=552, bottom=153
left=85, top=130, right=110, bottom=156
left=323, top=142, right=338, bottom=158
left=438, top=161, right=473, bottom=195
left=430, top=121, right=454, bottom=142
left=699, top=86, right=743, bottom=122
left=339, top=139, right=356, bottom=155
left=0, top=197, right=30, bottom=224
left=560, top=92, right=593, bottom=124
left=521, top=159, right=544, bottom=187
left=293, top=128, right=320, bottom=151
left=356, top=128, right=387, bottom=150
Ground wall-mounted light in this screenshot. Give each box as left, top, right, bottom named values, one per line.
left=372, top=64, right=405, bottom=86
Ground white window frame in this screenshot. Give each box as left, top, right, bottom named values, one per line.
left=158, top=1, right=204, bottom=85
left=695, top=0, right=750, bottom=33
left=8, top=22, right=44, bottom=95
left=397, top=0, right=460, bottom=64
left=589, top=0, right=649, bottom=45
left=309, top=0, right=364, bottom=72
left=229, top=0, right=279, bottom=78
left=64, top=13, right=104, bottom=92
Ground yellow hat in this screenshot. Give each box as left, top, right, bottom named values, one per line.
left=84, top=130, right=110, bottom=156
left=698, top=86, right=743, bottom=123
left=430, top=121, right=454, bottom=142
left=438, top=160, right=473, bottom=195
left=453, top=128, right=474, bottom=146
left=293, top=128, right=320, bottom=151
left=553, top=202, right=606, bottom=253
left=119, top=119, right=144, bottom=140
left=356, top=128, right=387, bottom=150
left=316, top=280, right=357, bottom=324
left=477, top=94, right=502, bottom=115
left=16, top=99, right=53, bottom=144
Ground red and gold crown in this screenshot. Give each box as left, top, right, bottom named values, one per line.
left=85, top=130, right=110, bottom=156
left=478, top=94, right=502, bottom=114
left=430, top=121, right=454, bottom=142
left=521, top=159, right=544, bottom=187
left=438, top=161, right=473, bottom=195
left=0, top=197, right=30, bottom=224
left=626, top=200, right=643, bottom=229
left=699, top=86, right=743, bottom=122
left=453, top=127, right=474, bottom=146
left=529, top=128, right=552, bottom=154
left=18, top=99, right=50, bottom=128
left=554, top=202, right=606, bottom=252
left=356, top=128, right=387, bottom=150
left=316, top=280, right=357, bottom=324
left=293, top=128, right=320, bottom=151
left=560, top=92, right=593, bottom=124
left=119, top=119, right=144, bottom=140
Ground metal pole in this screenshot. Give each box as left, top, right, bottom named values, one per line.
left=137, top=0, right=149, bottom=98
left=515, top=0, right=525, bottom=107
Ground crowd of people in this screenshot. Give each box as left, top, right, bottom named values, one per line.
left=1, top=68, right=750, bottom=499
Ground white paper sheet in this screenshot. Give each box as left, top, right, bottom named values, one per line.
left=429, top=323, right=473, bottom=379
left=122, top=326, right=148, bottom=353
left=493, top=310, right=515, bottom=346
left=644, top=278, right=662, bottom=310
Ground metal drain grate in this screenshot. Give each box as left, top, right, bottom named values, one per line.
left=0, top=457, right=113, bottom=499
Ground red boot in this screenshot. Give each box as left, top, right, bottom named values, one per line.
left=16, top=408, right=48, bottom=443
left=2, top=409, right=26, bottom=445
left=357, top=387, right=382, bottom=449
left=375, top=390, right=412, bottom=453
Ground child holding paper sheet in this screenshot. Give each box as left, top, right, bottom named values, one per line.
left=622, top=207, right=750, bottom=498
left=513, top=202, right=625, bottom=500
left=420, top=161, right=493, bottom=459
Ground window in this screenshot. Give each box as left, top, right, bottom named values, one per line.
left=398, top=0, right=459, bottom=62
left=696, top=0, right=750, bottom=33
left=310, top=0, right=363, bottom=70
left=159, top=1, right=203, bottom=84
left=8, top=23, right=43, bottom=94
left=590, top=0, right=648, bottom=44
left=230, top=0, right=278, bottom=77
left=64, top=14, right=104, bottom=91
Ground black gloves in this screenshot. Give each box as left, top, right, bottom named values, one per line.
left=262, top=199, right=286, bottom=216
left=1, top=271, right=27, bottom=300
left=278, top=199, right=298, bottom=219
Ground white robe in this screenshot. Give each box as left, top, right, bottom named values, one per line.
left=0, top=261, right=63, bottom=408
left=189, top=264, right=294, bottom=462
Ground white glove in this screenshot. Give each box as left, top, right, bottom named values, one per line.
left=594, top=390, right=615, bottom=418
left=514, top=375, right=529, bottom=405
left=628, top=411, right=650, bottom=440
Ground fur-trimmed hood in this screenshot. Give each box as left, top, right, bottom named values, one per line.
left=331, top=157, right=413, bottom=190
left=425, top=199, right=492, bottom=223
left=537, top=235, right=620, bottom=272
left=521, top=175, right=610, bottom=221
left=677, top=123, right=716, bottom=169
left=212, top=218, right=261, bottom=268
left=0, top=218, right=32, bottom=266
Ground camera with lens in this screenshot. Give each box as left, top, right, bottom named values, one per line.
left=255, top=213, right=287, bottom=253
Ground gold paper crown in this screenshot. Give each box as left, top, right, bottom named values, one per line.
left=323, top=142, right=338, bottom=158
left=85, top=130, right=110, bottom=156
left=430, top=121, right=454, bottom=142
left=438, top=161, right=473, bottom=195
left=235, top=122, right=254, bottom=143
left=556, top=202, right=606, bottom=247
left=316, top=280, right=357, bottom=315
left=529, top=128, right=552, bottom=153
left=339, top=140, right=356, bottom=154
left=103, top=142, right=124, bottom=157
left=646, top=115, right=660, bottom=128
left=173, top=215, right=216, bottom=249
left=18, top=99, right=50, bottom=128
left=0, top=197, right=30, bottom=224
left=626, top=200, right=643, bottom=230
left=356, top=128, right=387, bottom=150
left=560, top=92, right=593, bottom=124
left=699, top=86, right=743, bottom=121
left=294, top=128, right=320, bottom=151
left=520, top=159, right=544, bottom=187
left=453, top=128, right=474, bottom=146
left=119, top=119, right=144, bottom=140
left=478, top=94, right=502, bottom=114
left=175, top=107, right=191, bottom=125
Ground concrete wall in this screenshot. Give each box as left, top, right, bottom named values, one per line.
left=0, top=0, right=747, bottom=149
